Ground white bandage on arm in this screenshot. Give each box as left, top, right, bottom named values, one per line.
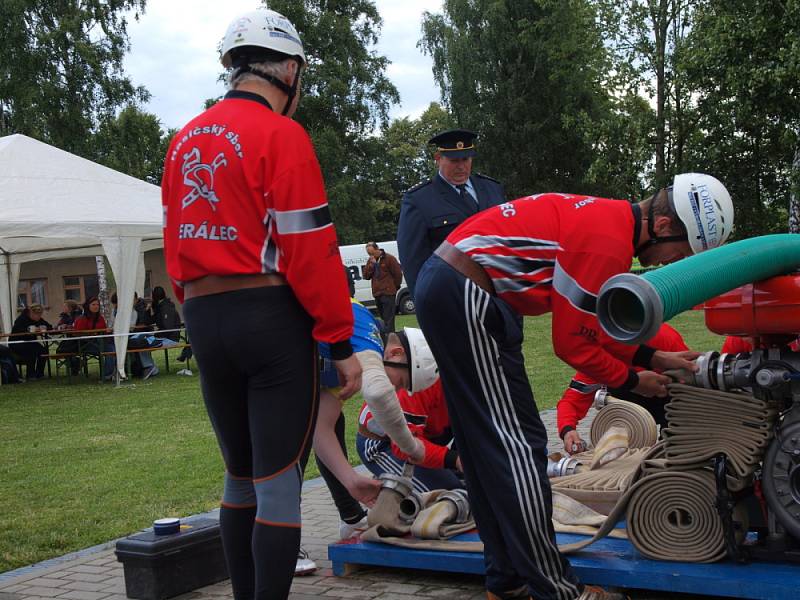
left=356, top=350, right=418, bottom=454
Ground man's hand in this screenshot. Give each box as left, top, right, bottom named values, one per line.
left=563, top=430, right=586, bottom=455
left=651, top=350, right=701, bottom=373
left=633, top=370, right=672, bottom=397
left=344, top=473, right=382, bottom=507
left=334, top=354, right=362, bottom=401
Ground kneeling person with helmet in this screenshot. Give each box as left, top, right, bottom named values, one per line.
left=357, top=329, right=465, bottom=492
left=414, top=174, right=734, bottom=600
left=313, top=295, right=439, bottom=537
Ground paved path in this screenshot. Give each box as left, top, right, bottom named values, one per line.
left=0, top=409, right=600, bottom=600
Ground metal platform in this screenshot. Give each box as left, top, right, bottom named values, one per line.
left=328, top=532, right=800, bottom=599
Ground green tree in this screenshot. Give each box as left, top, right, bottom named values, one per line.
left=594, top=0, right=696, bottom=189
left=92, top=106, right=173, bottom=184
left=264, top=0, right=400, bottom=244
left=364, top=102, right=456, bottom=241
left=681, top=0, right=800, bottom=237
left=581, top=93, right=656, bottom=202
left=380, top=103, right=455, bottom=195
left=420, top=0, right=616, bottom=198
left=0, top=0, right=148, bottom=156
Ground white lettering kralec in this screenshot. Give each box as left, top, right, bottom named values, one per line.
left=178, top=222, right=239, bottom=241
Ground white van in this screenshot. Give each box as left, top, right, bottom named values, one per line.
left=339, top=240, right=415, bottom=314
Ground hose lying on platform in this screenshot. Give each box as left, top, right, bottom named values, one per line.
left=661, top=384, right=778, bottom=479
left=597, top=234, right=800, bottom=344
left=361, top=388, right=775, bottom=561
left=558, top=384, right=773, bottom=561
left=551, top=449, right=649, bottom=516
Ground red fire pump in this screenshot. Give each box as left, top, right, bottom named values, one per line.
left=695, top=274, right=800, bottom=561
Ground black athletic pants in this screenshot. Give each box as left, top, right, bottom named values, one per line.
left=415, top=255, right=581, bottom=600
left=184, top=286, right=318, bottom=600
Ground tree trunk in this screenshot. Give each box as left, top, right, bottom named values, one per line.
left=790, top=143, right=800, bottom=233
left=650, top=0, right=670, bottom=188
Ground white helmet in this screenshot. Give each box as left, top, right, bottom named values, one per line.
left=398, top=327, right=439, bottom=394
left=221, top=9, right=306, bottom=69
left=671, top=173, right=734, bottom=254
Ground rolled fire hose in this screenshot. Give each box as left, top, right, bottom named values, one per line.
left=547, top=398, right=657, bottom=513
left=589, top=398, right=658, bottom=450
left=596, top=234, right=800, bottom=344
left=363, top=389, right=774, bottom=560
left=410, top=489, right=474, bottom=539
left=558, top=469, right=748, bottom=562
left=558, top=385, right=773, bottom=561
left=362, top=488, right=479, bottom=552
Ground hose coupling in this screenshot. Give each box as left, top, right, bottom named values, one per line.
left=438, top=489, right=471, bottom=522
left=547, top=456, right=584, bottom=478
left=378, top=471, right=415, bottom=499
left=398, top=490, right=424, bottom=523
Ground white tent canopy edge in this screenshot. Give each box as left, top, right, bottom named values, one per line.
left=0, top=134, right=165, bottom=378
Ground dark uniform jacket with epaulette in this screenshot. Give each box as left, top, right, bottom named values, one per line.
left=398, top=172, right=505, bottom=297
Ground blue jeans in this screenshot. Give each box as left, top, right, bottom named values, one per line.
left=130, top=335, right=179, bottom=369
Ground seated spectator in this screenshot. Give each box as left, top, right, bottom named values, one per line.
left=54, top=300, right=84, bottom=374
left=129, top=291, right=176, bottom=380
left=56, top=300, right=82, bottom=329
left=11, top=304, right=51, bottom=380
left=74, top=296, right=116, bottom=379
left=133, top=293, right=151, bottom=330
left=557, top=323, right=692, bottom=455
left=357, top=376, right=465, bottom=493
left=1, top=343, right=23, bottom=384
left=148, top=286, right=182, bottom=341
left=147, top=286, right=193, bottom=365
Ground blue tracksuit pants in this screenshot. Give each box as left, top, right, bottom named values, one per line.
left=415, top=255, right=581, bottom=600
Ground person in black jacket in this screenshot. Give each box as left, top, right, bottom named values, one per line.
left=11, top=304, right=51, bottom=380
left=148, top=286, right=182, bottom=342
left=398, top=129, right=506, bottom=297
left=0, top=343, right=22, bottom=384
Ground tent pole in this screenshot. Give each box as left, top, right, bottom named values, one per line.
left=4, top=250, right=12, bottom=331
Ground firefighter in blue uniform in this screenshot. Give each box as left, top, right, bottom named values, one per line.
left=398, top=129, right=506, bottom=297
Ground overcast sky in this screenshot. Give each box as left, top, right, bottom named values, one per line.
left=123, top=0, right=443, bottom=131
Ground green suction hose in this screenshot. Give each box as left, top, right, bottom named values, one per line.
left=597, top=234, right=800, bottom=344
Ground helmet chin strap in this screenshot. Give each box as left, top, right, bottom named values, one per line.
left=382, top=360, right=409, bottom=370
left=233, top=59, right=302, bottom=116
left=635, top=188, right=688, bottom=255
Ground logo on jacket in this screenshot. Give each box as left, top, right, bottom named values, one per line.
left=181, top=147, right=228, bottom=212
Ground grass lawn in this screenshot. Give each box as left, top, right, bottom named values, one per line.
left=0, top=311, right=725, bottom=572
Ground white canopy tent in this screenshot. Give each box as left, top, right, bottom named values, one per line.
left=0, top=134, right=164, bottom=377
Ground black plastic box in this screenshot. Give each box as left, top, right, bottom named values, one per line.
left=115, top=517, right=228, bottom=600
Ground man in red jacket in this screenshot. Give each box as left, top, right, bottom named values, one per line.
left=414, top=174, right=733, bottom=600
left=161, top=10, right=360, bottom=600
left=357, top=379, right=464, bottom=492
left=557, top=323, right=689, bottom=455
